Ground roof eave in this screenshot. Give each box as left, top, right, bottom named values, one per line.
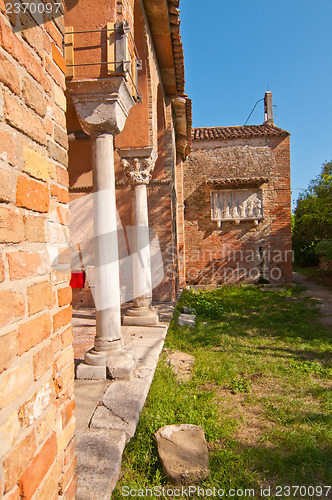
left=142, top=0, right=178, bottom=96
left=192, top=124, right=290, bottom=141
left=142, top=0, right=191, bottom=160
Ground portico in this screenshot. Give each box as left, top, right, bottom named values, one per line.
left=65, top=0, right=191, bottom=381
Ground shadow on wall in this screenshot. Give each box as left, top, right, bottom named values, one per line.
left=185, top=223, right=293, bottom=286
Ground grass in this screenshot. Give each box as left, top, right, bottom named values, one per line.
left=113, top=285, right=332, bottom=500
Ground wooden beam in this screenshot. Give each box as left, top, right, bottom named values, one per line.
left=107, top=22, right=116, bottom=75
left=64, top=27, right=74, bottom=78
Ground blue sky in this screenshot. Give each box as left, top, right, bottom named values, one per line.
left=180, top=0, right=332, bottom=209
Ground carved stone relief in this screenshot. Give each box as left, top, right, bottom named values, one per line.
left=121, top=157, right=155, bottom=185
left=211, top=189, right=263, bottom=221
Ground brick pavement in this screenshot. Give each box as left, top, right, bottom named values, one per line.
left=72, top=303, right=175, bottom=359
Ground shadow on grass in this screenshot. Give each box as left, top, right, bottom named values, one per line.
left=285, top=412, right=332, bottom=426
left=168, top=318, right=332, bottom=354
left=239, top=442, right=332, bottom=487
left=239, top=345, right=332, bottom=366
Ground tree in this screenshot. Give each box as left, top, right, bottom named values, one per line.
left=292, top=161, right=332, bottom=266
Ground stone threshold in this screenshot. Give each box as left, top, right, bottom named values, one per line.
left=74, top=320, right=171, bottom=499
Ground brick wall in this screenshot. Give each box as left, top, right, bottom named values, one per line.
left=182, top=134, right=293, bottom=286
left=147, top=182, right=175, bottom=302
left=0, top=8, right=75, bottom=499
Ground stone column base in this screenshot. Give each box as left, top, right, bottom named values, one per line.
left=76, top=346, right=137, bottom=380
left=122, top=307, right=159, bottom=326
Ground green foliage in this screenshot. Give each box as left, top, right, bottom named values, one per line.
left=289, top=359, right=331, bottom=378
left=291, top=214, right=295, bottom=233
left=315, top=239, right=332, bottom=260
left=292, top=161, right=332, bottom=266
left=228, top=376, right=251, bottom=393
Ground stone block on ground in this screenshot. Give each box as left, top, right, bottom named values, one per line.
left=76, top=363, right=107, bottom=380
left=182, top=306, right=197, bottom=314
left=74, top=379, right=109, bottom=433
left=75, top=429, right=126, bottom=500
left=167, top=351, right=195, bottom=381
left=155, top=424, right=210, bottom=485
left=91, top=376, right=151, bottom=439
left=178, top=313, right=196, bottom=328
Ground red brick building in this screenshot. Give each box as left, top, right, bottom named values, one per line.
left=179, top=98, right=293, bottom=287
left=66, top=0, right=191, bottom=305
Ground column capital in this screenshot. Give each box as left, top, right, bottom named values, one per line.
left=118, top=147, right=157, bottom=185
left=67, top=77, right=135, bottom=138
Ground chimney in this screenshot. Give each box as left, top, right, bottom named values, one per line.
left=264, top=91, right=273, bottom=124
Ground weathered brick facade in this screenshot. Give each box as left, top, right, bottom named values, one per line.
left=180, top=124, right=293, bottom=286
left=0, top=6, right=75, bottom=499
left=0, top=0, right=292, bottom=496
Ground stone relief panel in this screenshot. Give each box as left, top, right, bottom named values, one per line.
left=211, top=189, right=263, bottom=221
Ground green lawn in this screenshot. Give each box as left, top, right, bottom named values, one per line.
left=113, top=286, right=332, bottom=500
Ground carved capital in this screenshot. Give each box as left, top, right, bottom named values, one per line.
left=121, top=157, right=155, bottom=185
left=66, top=77, right=135, bottom=138
left=118, top=147, right=157, bottom=186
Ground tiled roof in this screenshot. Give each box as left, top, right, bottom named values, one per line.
left=192, top=124, right=289, bottom=141
left=168, top=1, right=192, bottom=155
left=168, top=0, right=185, bottom=95
left=206, top=177, right=269, bottom=187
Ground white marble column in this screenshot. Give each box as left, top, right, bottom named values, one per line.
left=119, top=148, right=159, bottom=326
left=85, top=134, right=122, bottom=351
left=67, top=77, right=137, bottom=379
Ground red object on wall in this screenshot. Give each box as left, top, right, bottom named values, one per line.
left=70, top=271, right=85, bottom=288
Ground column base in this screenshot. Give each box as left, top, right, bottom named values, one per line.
left=122, top=306, right=159, bottom=326
left=76, top=346, right=137, bottom=380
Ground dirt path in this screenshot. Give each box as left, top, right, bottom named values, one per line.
left=293, top=272, right=332, bottom=326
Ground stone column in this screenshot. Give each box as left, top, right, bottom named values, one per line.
left=67, top=77, right=137, bottom=379
left=118, top=148, right=159, bottom=326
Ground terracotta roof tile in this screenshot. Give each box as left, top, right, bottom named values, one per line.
left=167, top=1, right=192, bottom=157
left=168, top=0, right=185, bottom=95
left=206, top=177, right=269, bottom=187
left=192, top=124, right=289, bottom=141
